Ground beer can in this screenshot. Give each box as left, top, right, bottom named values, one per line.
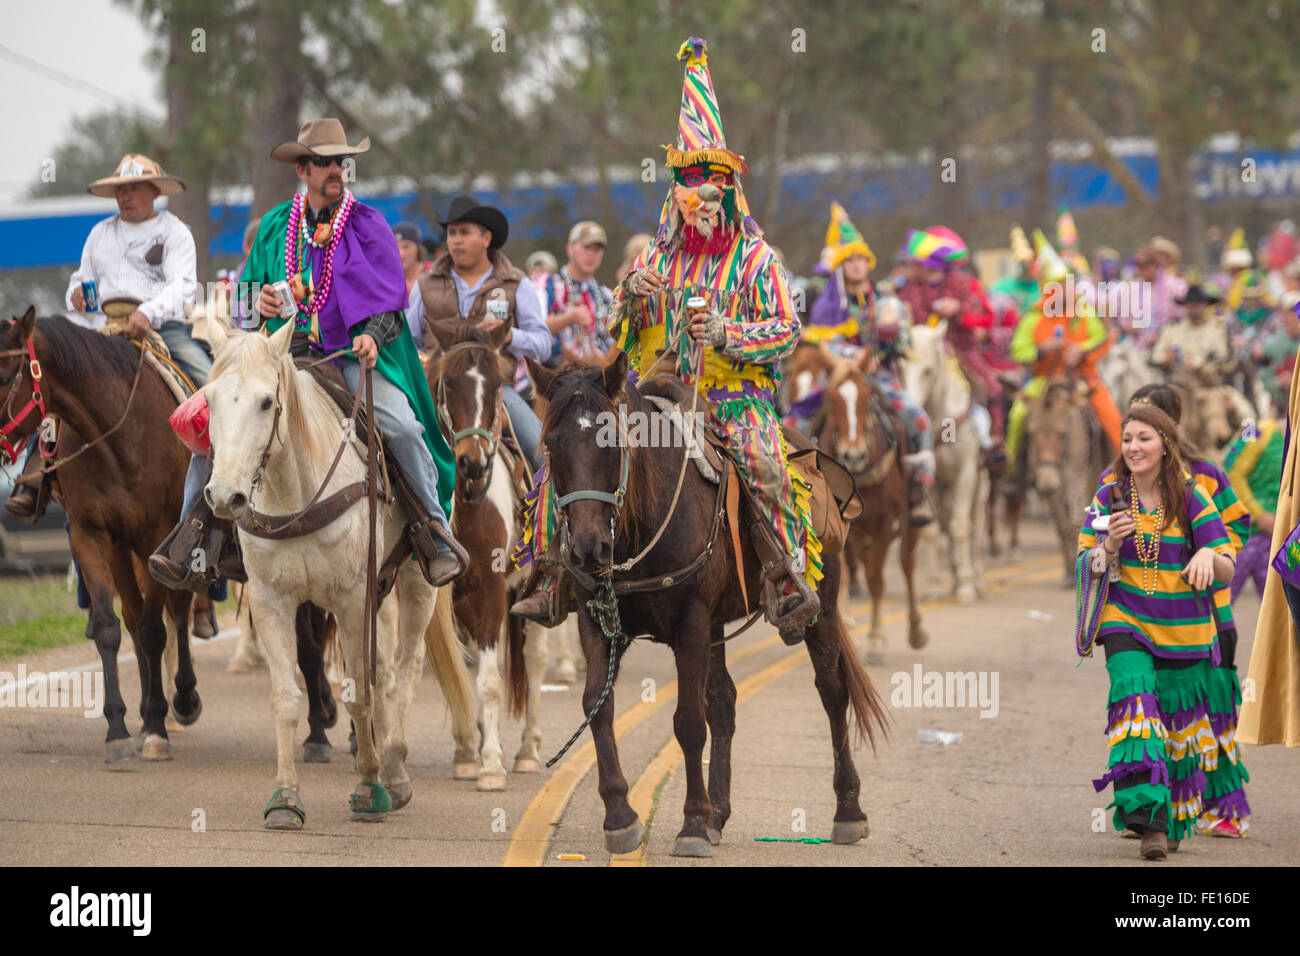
left=269, top=280, right=299, bottom=319
left=686, top=296, right=708, bottom=317
left=81, top=280, right=99, bottom=312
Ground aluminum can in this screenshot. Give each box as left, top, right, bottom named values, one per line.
left=269, top=280, right=299, bottom=319
left=81, top=280, right=99, bottom=312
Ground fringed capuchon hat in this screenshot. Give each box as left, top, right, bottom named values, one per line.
left=821, top=202, right=875, bottom=272
left=1032, top=228, right=1069, bottom=283
left=1055, top=206, right=1091, bottom=274
left=654, top=37, right=761, bottom=243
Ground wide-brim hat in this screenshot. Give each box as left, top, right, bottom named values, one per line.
left=87, top=154, right=186, bottom=198
left=438, top=195, right=509, bottom=249
left=270, top=118, right=371, bottom=164
left=1177, top=284, right=1221, bottom=305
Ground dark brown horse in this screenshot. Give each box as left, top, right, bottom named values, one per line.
left=528, top=353, right=889, bottom=857
left=816, top=354, right=926, bottom=664
left=0, top=309, right=199, bottom=761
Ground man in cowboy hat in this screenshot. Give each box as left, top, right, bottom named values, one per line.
left=150, top=118, right=467, bottom=591
left=410, top=194, right=552, bottom=471
left=7, top=154, right=207, bottom=522
left=1150, top=283, right=1232, bottom=378
left=512, top=37, right=821, bottom=641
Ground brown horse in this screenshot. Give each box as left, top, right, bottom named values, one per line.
left=816, top=354, right=926, bottom=664
left=0, top=309, right=199, bottom=762
left=1022, top=376, right=1109, bottom=583
left=425, top=320, right=560, bottom=789
left=528, top=353, right=889, bottom=857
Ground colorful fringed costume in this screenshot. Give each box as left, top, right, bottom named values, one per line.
left=514, top=37, right=819, bottom=592
left=1094, top=461, right=1252, bottom=835
left=1077, top=478, right=1237, bottom=840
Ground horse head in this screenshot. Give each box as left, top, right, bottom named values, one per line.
left=0, top=306, right=37, bottom=392
left=899, top=319, right=948, bottom=413
left=1024, top=377, right=1087, bottom=495
left=203, top=319, right=299, bottom=519
left=427, top=319, right=513, bottom=497
left=821, top=358, right=876, bottom=474
left=528, top=351, right=634, bottom=573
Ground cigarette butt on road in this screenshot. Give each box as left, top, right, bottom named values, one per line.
left=556, top=853, right=586, bottom=861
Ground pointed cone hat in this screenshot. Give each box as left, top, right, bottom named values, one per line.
left=1033, top=228, right=1069, bottom=283
left=822, top=202, right=875, bottom=272
left=1010, top=224, right=1034, bottom=265
left=1056, top=206, right=1079, bottom=250
left=1227, top=227, right=1246, bottom=250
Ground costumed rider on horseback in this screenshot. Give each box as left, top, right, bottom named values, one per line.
left=7, top=154, right=210, bottom=521
left=804, top=202, right=935, bottom=526
left=149, top=119, right=468, bottom=590
left=512, top=36, right=823, bottom=639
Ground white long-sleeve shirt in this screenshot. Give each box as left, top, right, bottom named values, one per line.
left=65, top=210, right=198, bottom=328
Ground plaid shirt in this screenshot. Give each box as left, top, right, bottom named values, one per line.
left=542, top=266, right=615, bottom=365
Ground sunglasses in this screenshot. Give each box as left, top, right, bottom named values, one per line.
left=306, top=156, right=350, bottom=169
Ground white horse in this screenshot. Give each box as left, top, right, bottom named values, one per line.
left=900, top=321, right=988, bottom=604
left=201, top=319, right=473, bottom=829
left=1096, top=335, right=1157, bottom=411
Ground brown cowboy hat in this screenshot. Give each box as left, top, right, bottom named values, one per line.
left=87, top=154, right=186, bottom=198
left=270, top=118, right=371, bottom=164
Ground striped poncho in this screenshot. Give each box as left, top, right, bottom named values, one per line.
left=1077, top=477, right=1235, bottom=661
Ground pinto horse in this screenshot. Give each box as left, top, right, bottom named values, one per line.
left=0, top=308, right=199, bottom=762
left=425, top=320, right=576, bottom=789
left=815, top=351, right=927, bottom=663
left=527, top=353, right=889, bottom=857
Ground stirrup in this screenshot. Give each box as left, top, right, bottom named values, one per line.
left=764, top=560, right=820, bottom=645
left=5, top=471, right=52, bottom=524
left=409, top=519, right=468, bottom=586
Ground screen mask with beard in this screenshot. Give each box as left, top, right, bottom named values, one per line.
left=670, top=166, right=742, bottom=256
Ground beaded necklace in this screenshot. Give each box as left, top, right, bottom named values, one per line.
left=1128, top=479, right=1165, bottom=596
left=284, top=189, right=356, bottom=332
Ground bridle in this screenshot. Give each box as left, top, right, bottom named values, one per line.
left=0, top=338, right=46, bottom=466
left=433, top=341, right=506, bottom=507
left=551, top=411, right=631, bottom=568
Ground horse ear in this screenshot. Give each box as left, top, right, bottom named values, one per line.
left=527, top=357, right=557, bottom=399
left=268, top=317, right=294, bottom=356
left=934, top=318, right=949, bottom=340
left=855, top=346, right=873, bottom=372
left=602, top=350, right=628, bottom=397
left=205, top=309, right=231, bottom=355
left=16, top=305, right=35, bottom=340
left=428, top=320, right=458, bottom=353
left=486, top=320, right=512, bottom=352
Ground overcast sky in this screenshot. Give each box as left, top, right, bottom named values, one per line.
left=0, top=0, right=161, bottom=205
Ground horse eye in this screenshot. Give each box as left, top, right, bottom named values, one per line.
left=261, top=397, right=274, bottom=412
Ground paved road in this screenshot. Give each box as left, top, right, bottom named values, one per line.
left=1, top=520, right=1296, bottom=866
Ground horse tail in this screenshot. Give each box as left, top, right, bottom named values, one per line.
left=502, top=611, right=529, bottom=720
left=423, top=584, right=476, bottom=733
left=834, top=613, right=891, bottom=755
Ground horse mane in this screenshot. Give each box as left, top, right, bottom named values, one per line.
left=36, top=316, right=141, bottom=380
left=540, top=365, right=658, bottom=539
left=436, top=322, right=514, bottom=383
left=210, top=331, right=342, bottom=471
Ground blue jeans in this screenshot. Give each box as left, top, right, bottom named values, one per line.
left=503, top=386, right=543, bottom=471
left=342, top=363, right=450, bottom=545
left=158, top=321, right=212, bottom=388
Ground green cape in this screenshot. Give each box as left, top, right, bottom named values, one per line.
left=239, top=199, right=454, bottom=512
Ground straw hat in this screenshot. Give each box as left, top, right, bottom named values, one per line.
left=87, top=154, right=186, bottom=198
left=270, top=118, right=371, bottom=164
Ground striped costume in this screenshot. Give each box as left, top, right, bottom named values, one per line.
left=1077, top=478, right=1237, bottom=840
left=1095, top=462, right=1252, bottom=835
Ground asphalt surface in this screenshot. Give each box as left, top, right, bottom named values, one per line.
left=1, top=518, right=1296, bottom=867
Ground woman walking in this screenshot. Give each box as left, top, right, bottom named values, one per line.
left=1077, top=403, right=1237, bottom=860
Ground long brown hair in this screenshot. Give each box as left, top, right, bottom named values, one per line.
left=1112, top=403, right=1188, bottom=531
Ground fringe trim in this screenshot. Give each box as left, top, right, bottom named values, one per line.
left=1107, top=782, right=1172, bottom=834
left=1104, top=693, right=1166, bottom=748
left=779, top=426, right=823, bottom=589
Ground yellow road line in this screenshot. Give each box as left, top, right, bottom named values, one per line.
left=505, top=551, right=1061, bottom=867
left=614, top=559, right=1063, bottom=866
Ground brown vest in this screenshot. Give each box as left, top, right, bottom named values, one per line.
left=418, top=250, right=524, bottom=351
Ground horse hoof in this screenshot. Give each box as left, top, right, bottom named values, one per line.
left=955, top=586, right=978, bottom=605
left=452, top=761, right=478, bottom=780
left=865, top=651, right=886, bottom=667
left=908, top=626, right=930, bottom=650
left=706, top=827, right=722, bottom=846
left=513, top=757, right=542, bottom=774
left=604, top=818, right=645, bottom=854
left=104, top=737, right=135, bottom=766
left=556, top=662, right=577, bottom=684
left=264, top=788, right=306, bottom=831
left=350, top=782, right=391, bottom=821
left=476, top=771, right=507, bottom=792
left=671, top=836, right=713, bottom=858
left=832, top=818, right=869, bottom=844
left=848, top=582, right=866, bottom=599
left=140, top=734, right=172, bottom=762
left=386, top=780, right=413, bottom=811
left=303, top=742, right=331, bottom=764
left=172, top=693, right=202, bottom=727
